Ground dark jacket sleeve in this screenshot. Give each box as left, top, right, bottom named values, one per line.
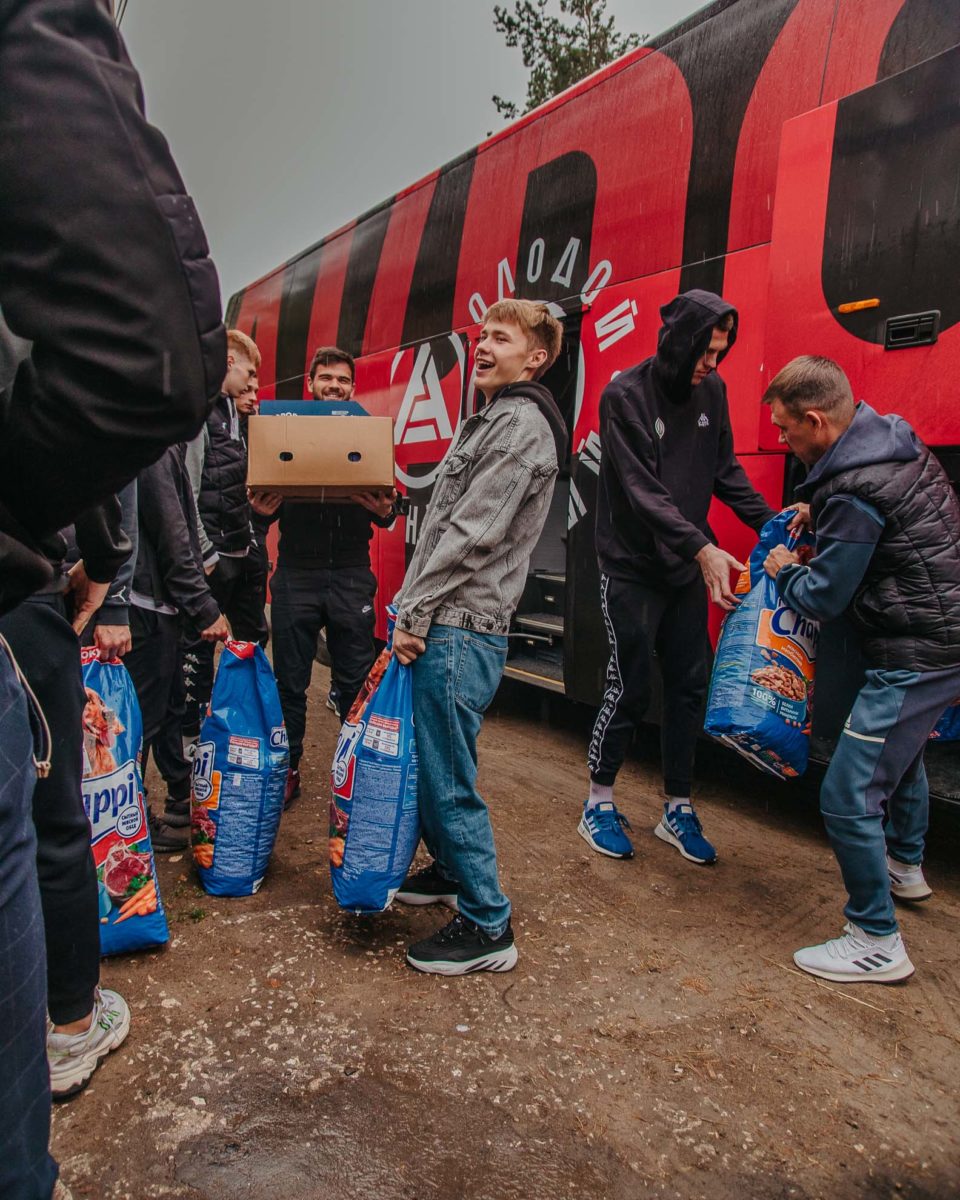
left=138, top=458, right=220, bottom=632
left=96, top=481, right=138, bottom=625
left=712, top=401, right=777, bottom=531
left=0, top=0, right=226, bottom=557
left=601, top=390, right=710, bottom=562
left=775, top=495, right=884, bottom=623
left=73, top=495, right=132, bottom=586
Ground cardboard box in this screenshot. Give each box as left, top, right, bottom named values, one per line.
left=247, top=414, right=395, bottom=499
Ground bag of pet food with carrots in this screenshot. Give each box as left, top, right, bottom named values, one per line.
left=191, top=641, right=288, bottom=896
left=80, top=648, right=169, bottom=954
left=330, top=611, right=420, bottom=913
left=705, top=511, right=818, bottom=779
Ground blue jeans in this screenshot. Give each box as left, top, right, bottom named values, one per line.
left=411, top=626, right=509, bottom=937
left=0, top=640, right=57, bottom=1198
left=820, top=665, right=960, bottom=937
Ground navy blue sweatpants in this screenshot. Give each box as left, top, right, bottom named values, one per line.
left=820, top=665, right=960, bottom=937
left=0, top=640, right=57, bottom=1198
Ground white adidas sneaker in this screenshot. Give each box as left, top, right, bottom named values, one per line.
left=48, top=986, right=130, bottom=1099
left=887, top=855, right=933, bottom=902
left=794, top=922, right=915, bottom=984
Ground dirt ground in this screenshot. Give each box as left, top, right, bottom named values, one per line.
left=52, top=668, right=960, bottom=1200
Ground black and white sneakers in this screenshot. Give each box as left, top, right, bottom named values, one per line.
left=395, top=861, right=460, bottom=910
left=406, top=914, right=518, bottom=975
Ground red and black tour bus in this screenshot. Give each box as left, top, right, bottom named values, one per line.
left=227, top=0, right=960, bottom=797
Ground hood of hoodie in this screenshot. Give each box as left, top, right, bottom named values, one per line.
left=487, top=381, right=567, bottom=470
left=795, top=401, right=921, bottom=499
left=652, top=290, right=738, bottom=403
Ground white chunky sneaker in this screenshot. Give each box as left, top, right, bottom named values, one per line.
left=48, top=986, right=130, bottom=1099
left=794, top=922, right=915, bottom=984
left=887, top=855, right=933, bottom=902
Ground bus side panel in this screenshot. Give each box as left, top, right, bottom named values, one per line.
left=727, top=0, right=837, bottom=254
left=820, top=0, right=910, bottom=104
left=713, top=243, right=771, bottom=453
left=301, top=231, right=356, bottom=390
left=451, top=51, right=693, bottom=331
left=362, top=182, right=436, bottom=357
left=230, top=271, right=283, bottom=399
left=762, top=49, right=960, bottom=449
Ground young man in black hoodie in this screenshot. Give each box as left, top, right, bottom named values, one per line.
left=763, top=356, right=960, bottom=984
left=581, top=290, right=777, bottom=865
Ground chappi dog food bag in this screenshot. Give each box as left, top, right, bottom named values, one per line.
left=705, top=512, right=818, bottom=779
left=330, top=613, right=420, bottom=913
left=191, top=641, right=288, bottom=896
left=80, top=649, right=169, bottom=954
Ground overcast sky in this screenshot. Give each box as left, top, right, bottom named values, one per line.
left=121, top=1, right=705, bottom=307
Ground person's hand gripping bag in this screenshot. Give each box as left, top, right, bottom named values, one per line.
left=191, top=641, right=289, bottom=896
left=80, top=648, right=169, bottom=954
left=705, top=511, right=818, bottom=779
left=329, top=610, right=420, bottom=913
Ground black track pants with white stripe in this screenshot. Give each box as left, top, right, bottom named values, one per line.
left=588, top=573, right=710, bottom=795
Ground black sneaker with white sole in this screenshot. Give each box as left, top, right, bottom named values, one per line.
left=406, top=914, right=518, bottom=975
left=395, top=861, right=459, bottom=909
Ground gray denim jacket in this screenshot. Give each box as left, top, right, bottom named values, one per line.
left=394, top=384, right=562, bottom=637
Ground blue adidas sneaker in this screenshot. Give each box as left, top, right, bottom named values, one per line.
left=578, top=801, right=634, bottom=859
left=654, top=803, right=717, bottom=864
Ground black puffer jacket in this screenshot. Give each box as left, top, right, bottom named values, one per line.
left=803, top=409, right=960, bottom=671
left=197, top=395, right=250, bottom=555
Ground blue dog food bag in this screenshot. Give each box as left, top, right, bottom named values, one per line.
left=929, top=699, right=960, bottom=742
left=705, top=512, right=818, bottom=779
left=80, top=649, right=169, bottom=954
left=330, top=614, right=420, bottom=913
left=191, top=641, right=288, bottom=896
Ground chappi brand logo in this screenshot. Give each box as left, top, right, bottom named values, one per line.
left=757, top=606, right=819, bottom=673
left=269, top=726, right=288, bottom=750
left=332, top=720, right=364, bottom=799
left=192, top=740, right=217, bottom=802
left=84, top=760, right=143, bottom=844
left=391, top=334, right=467, bottom=490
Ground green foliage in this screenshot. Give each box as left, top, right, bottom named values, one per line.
left=492, top=0, right=644, bottom=121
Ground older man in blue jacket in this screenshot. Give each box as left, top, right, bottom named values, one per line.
left=764, top=356, right=960, bottom=985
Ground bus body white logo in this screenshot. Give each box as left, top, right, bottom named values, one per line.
left=392, top=334, right=466, bottom=490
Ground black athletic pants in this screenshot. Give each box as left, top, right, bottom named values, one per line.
left=0, top=595, right=100, bottom=1026
left=271, top=563, right=377, bottom=768
left=125, top=607, right=193, bottom=802
left=181, top=553, right=267, bottom=734
left=588, top=573, right=711, bottom=797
